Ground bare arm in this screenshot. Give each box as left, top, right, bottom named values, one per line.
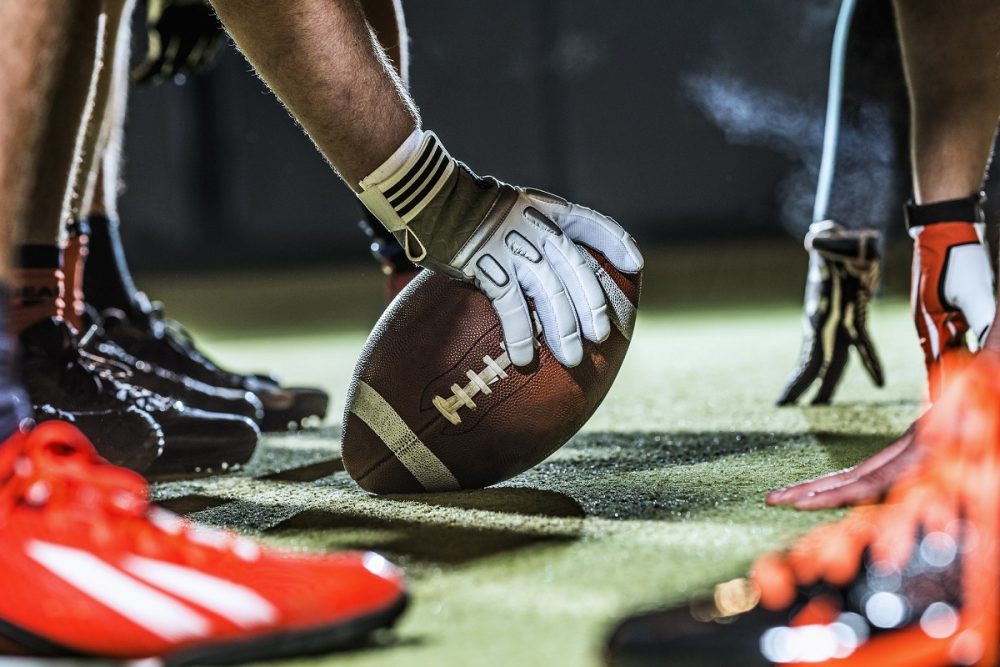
left=208, top=0, right=418, bottom=189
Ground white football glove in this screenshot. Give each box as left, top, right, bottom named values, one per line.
left=358, top=129, right=644, bottom=367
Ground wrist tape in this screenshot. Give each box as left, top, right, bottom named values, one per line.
left=358, top=129, right=456, bottom=261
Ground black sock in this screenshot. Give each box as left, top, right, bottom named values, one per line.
left=0, top=286, right=34, bottom=441
left=82, top=215, right=142, bottom=319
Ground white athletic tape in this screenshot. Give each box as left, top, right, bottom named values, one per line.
left=351, top=381, right=461, bottom=491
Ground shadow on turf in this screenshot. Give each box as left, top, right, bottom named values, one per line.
left=156, top=494, right=235, bottom=515
left=799, top=430, right=892, bottom=473
left=552, top=430, right=888, bottom=472
left=265, top=487, right=584, bottom=566
left=261, top=457, right=345, bottom=481
left=510, top=430, right=890, bottom=521
left=382, top=487, right=587, bottom=518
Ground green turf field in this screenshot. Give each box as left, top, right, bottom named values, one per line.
left=145, top=244, right=926, bottom=666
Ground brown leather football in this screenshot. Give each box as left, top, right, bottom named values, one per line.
left=341, top=248, right=641, bottom=494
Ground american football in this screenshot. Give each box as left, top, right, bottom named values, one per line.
left=341, top=247, right=642, bottom=494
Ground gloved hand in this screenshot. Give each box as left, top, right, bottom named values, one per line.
left=776, top=220, right=883, bottom=405
left=908, top=195, right=996, bottom=400
left=132, top=0, right=225, bottom=86
left=358, top=129, right=644, bottom=368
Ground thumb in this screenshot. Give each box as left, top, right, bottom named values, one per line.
left=944, top=243, right=996, bottom=344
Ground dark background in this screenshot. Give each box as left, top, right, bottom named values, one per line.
left=120, top=0, right=934, bottom=274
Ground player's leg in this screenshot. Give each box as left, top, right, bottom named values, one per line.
left=768, top=0, right=1000, bottom=510
left=0, top=0, right=76, bottom=441
left=12, top=0, right=260, bottom=477
left=10, top=1, right=104, bottom=336
left=67, top=0, right=327, bottom=432
left=60, top=0, right=131, bottom=332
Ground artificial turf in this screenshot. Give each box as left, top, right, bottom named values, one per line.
left=146, top=244, right=926, bottom=666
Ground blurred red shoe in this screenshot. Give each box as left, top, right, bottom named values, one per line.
left=0, top=421, right=407, bottom=664
left=607, top=352, right=1000, bottom=667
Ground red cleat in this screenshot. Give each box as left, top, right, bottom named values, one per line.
left=0, top=421, right=407, bottom=664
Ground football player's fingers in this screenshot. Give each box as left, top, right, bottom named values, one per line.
left=515, top=260, right=583, bottom=367
left=785, top=519, right=866, bottom=585
left=851, top=328, right=885, bottom=387
left=920, top=497, right=962, bottom=536
left=869, top=503, right=923, bottom=569
left=550, top=207, right=643, bottom=274
left=182, top=33, right=215, bottom=75
left=132, top=32, right=166, bottom=85
left=810, top=330, right=851, bottom=405
left=160, top=36, right=184, bottom=81
left=543, top=235, right=611, bottom=344
left=488, top=283, right=535, bottom=367
left=751, top=553, right=797, bottom=611
left=774, top=336, right=824, bottom=406
left=131, top=58, right=161, bottom=86
left=193, top=33, right=224, bottom=72
left=789, top=475, right=886, bottom=510
left=791, top=442, right=924, bottom=510
left=943, top=243, right=996, bottom=346
left=767, top=428, right=916, bottom=506
left=146, top=0, right=166, bottom=24
left=805, top=513, right=878, bottom=587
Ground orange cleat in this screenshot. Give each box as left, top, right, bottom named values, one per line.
left=0, top=421, right=407, bottom=664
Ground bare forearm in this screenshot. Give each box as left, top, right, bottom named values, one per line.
left=209, top=0, right=418, bottom=190
left=360, top=0, right=408, bottom=85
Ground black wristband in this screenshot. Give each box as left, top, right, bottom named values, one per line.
left=904, top=191, right=986, bottom=230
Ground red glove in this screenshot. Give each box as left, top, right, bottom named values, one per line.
left=908, top=194, right=995, bottom=400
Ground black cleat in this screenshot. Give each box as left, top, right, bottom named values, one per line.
left=77, top=317, right=265, bottom=423
left=19, top=317, right=259, bottom=478
left=100, top=301, right=328, bottom=431
left=33, top=403, right=164, bottom=473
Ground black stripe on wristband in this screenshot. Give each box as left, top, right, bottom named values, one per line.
left=396, top=153, right=450, bottom=219
left=383, top=135, right=439, bottom=200
left=904, top=192, right=987, bottom=229
left=388, top=145, right=443, bottom=208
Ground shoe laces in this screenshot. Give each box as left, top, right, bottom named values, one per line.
left=77, top=354, right=179, bottom=414
left=0, top=422, right=260, bottom=564
left=120, top=293, right=233, bottom=382
left=144, top=295, right=207, bottom=360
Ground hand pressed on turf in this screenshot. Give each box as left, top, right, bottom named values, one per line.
left=766, top=424, right=922, bottom=509
left=769, top=350, right=976, bottom=510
